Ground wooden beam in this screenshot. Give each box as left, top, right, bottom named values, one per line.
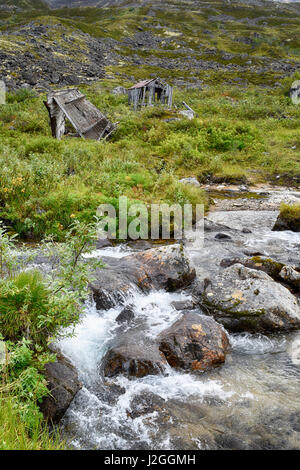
left=182, top=101, right=195, bottom=115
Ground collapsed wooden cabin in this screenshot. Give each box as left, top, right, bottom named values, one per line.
left=128, top=78, right=173, bottom=110
left=44, top=89, right=116, bottom=140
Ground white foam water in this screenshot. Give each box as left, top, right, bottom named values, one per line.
left=58, top=286, right=237, bottom=450
left=58, top=217, right=300, bottom=450
left=82, top=245, right=133, bottom=259
left=59, top=286, right=299, bottom=450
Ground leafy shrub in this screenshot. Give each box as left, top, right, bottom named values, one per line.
left=0, top=271, right=52, bottom=346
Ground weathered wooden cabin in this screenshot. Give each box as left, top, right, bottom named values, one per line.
left=44, top=89, right=116, bottom=140
left=128, top=78, right=173, bottom=110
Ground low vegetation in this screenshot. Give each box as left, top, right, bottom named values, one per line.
left=279, top=202, right=300, bottom=222
left=273, top=202, right=300, bottom=232
left=0, top=0, right=299, bottom=450
left=0, top=220, right=100, bottom=450
left=0, top=76, right=299, bottom=240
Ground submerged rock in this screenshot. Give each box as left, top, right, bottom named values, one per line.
left=215, top=233, right=232, bottom=241
left=40, top=353, right=81, bottom=423
left=127, top=392, right=166, bottom=419
left=158, top=312, right=229, bottom=371
left=102, top=342, right=167, bottom=378
left=203, top=264, right=300, bottom=332
left=171, top=299, right=196, bottom=311
left=90, top=244, right=195, bottom=310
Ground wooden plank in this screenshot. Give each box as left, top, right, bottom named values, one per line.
left=64, top=95, right=85, bottom=105
left=46, top=89, right=116, bottom=141
left=54, top=95, right=86, bottom=138
left=82, top=117, right=107, bottom=135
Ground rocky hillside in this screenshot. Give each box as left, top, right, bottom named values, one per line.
left=0, top=18, right=105, bottom=90
left=0, top=0, right=299, bottom=91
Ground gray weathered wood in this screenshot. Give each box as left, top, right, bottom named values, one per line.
left=44, top=89, right=116, bottom=141
left=128, top=78, right=173, bottom=110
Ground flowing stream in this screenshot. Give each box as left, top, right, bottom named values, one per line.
left=57, top=194, right=300, bottom=450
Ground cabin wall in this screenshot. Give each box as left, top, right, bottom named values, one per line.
left=128, top=82, right=173, bottom=110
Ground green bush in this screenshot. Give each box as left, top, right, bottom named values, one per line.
left=0, top=271, right=52, bottom=346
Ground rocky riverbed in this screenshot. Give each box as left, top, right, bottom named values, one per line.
left=34, top=185, right=300, bottom=450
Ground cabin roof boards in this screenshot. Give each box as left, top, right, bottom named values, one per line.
left=44, top=88, right=116, bottom=140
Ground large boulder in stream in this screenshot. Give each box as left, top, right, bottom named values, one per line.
left=102, top=311, right=229, bottom=378
left=90, top=244, right=195, bottom=310
left=202, top=264, right=300, bottom=333
left=272, top=205, right=300, bottom=232
left=103, top=342, right=167, bottom=378
left=219, top=256, right=300, bottom=294
left=158, top=312, right=229, bottom=371
left=40, top=353, right=81, bottom=423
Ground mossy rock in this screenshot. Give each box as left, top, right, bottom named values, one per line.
left=273, top=204, right=300, bottom=233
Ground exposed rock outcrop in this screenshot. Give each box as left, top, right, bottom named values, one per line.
left=40, top=353, right=81, bottom=423
left=90, top=244, right=195, bottom=310
left=0, top=21, right=105, bottom=91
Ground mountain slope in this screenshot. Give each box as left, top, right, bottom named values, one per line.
left=0, top=0, right=299, bottom=90
left=0, top=0, right=48, bottom=10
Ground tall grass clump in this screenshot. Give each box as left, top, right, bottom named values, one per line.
left=0, top=219, right=101, bottom=449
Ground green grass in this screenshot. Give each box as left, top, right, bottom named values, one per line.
left=279, top=202, right=300, bottom=222
left=0, top=395, right=64, bottom=450
left=0, top=75, right=299, bottom=239
left=0, top=1, right=299, bottom=239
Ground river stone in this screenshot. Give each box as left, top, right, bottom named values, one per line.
left=95, top=238, right=113, bottom=249
left=203, top=264, right=300, bottom=332
left=220, top=256, right=285, bottom=281
left=40, top=353, right=81, bottom=423
left=215, top=233, right=232, bottom=241
left=102, top=342, right=167, bottom=378
left=90, top=244, right=195, bottom=310
left=158, top=312, right=229, bottom=371
left=171, top=299, right=196, bottom=311
left=279, top=265, right=300, bottom=291
left=219, top=256, right=300, bottom=293
left=179, top=177, right=200, bottom=187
